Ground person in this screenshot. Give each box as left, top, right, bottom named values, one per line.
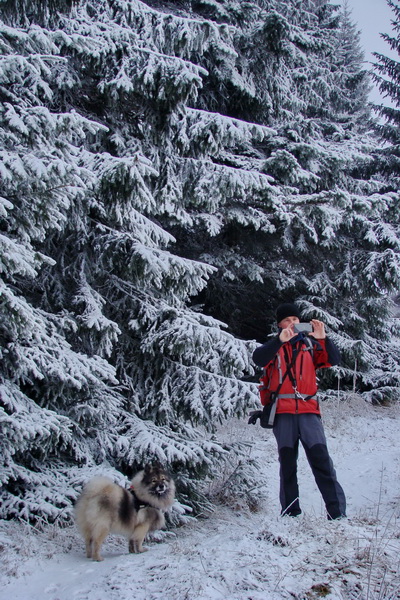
left=252, top=302, right=346, bottom=520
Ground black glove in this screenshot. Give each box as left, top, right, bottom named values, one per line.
left=248, top=410, right=263, bottom=425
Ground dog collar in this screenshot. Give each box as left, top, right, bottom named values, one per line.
left=128, top=486, right=152, bottom=511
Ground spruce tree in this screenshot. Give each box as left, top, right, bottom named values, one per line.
left=333, top=0, right=372, bottom=118
left=1, top=0, right=400, bottom=523
left=0, top=0, right=257, bottom=521
left=372, top=0, right=400, bottom=185
left=164, top=0, right=400, bottom=401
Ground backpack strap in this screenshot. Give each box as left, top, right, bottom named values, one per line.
left=282, top=341, right=314, bottom=402
left=250, top=351, right=298, bottom=427
left=275, top=344, right=298, bottom=398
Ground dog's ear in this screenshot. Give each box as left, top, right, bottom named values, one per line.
left=143, top=461, right=166, bottom=475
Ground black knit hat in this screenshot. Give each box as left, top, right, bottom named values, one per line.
left=276, top=302, right=301, bottom=323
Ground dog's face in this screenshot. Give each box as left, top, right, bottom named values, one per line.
left=142, top=464, right=172, bottom=498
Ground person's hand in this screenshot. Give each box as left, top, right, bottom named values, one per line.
left=309, top=319, right=326, bottom=339
left=279, top=323, right=297, bottom=343
left=248, top=410, right=262, bottom=425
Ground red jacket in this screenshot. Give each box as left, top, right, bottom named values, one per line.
left=260, top=338, right=333, bottom=415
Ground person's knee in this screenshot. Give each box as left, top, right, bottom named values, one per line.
left=304, top=443, right=331, bottom=468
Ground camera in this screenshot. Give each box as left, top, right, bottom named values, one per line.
left=294, top=322, right=313, bottom=334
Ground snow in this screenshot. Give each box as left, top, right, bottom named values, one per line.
left=1, top=397, right=399, bottom=600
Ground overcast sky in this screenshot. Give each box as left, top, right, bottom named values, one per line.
left=341, top=0, right=397, bottom=105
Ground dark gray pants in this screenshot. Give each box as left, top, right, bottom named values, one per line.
left=273, top=413, right=346, bottom=519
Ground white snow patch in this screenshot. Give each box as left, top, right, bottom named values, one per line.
left=1, top=398, right=399, bottom=600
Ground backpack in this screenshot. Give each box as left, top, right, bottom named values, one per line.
left=259, top=356, right=279, bottom=406
left=248, top=336, right=315, bottom=429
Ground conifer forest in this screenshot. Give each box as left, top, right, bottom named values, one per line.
left=1, top=0, right=400, bottom=521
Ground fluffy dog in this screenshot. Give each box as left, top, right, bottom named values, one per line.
left=74, top=464, right=175, bottom=561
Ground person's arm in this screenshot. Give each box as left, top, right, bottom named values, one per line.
left=311, top=337, right=341, bottom=368
left=325, top=337, right=341, bottom=366
left=309, top=319, right=341, bottom=367
left=252, top=337, right=282, bottom=367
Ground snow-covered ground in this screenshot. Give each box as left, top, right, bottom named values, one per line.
left=1, top=397, right=399, bottom=600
